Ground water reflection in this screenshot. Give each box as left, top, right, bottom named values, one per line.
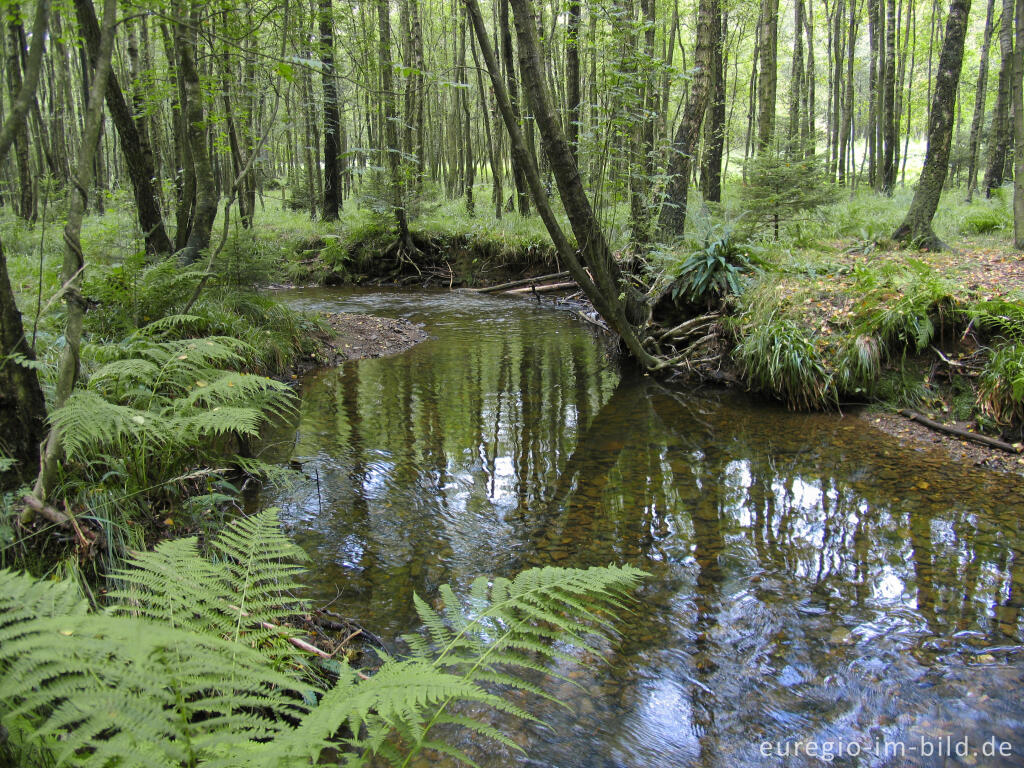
left=261, top=288, right=1024, bottom=767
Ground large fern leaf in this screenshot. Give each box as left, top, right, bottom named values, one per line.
left=0, top=570, right=313, bottom=768
left=109, top=509, right=308, bottom=650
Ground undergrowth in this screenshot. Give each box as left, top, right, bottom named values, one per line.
left=0, top=508, right=646, bottom=767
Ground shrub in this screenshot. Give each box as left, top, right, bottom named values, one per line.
left=738, top=143, right=838, bottom=239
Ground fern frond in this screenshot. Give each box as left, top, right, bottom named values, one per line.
left=107, top=537, right=236, bottom=637
left=0, top=570, right=312, bottom=767
left=210, top=509, right=309, bottom=635
left=50, top=391, right=169, bottom=460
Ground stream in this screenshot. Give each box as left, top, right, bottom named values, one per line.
left=258, top=287, right=1024, bottom=767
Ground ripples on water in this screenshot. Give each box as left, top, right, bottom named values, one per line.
left=258, top=288, right=1024, bottom=767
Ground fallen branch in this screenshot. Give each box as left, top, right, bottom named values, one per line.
left=21, top=495, right=106, bottom=553
left=227, top=603, right=369, bottom=677
left=503, top=280, right=578, bottom=295
left=897, top=410, right=1023, bottom=453
left=473, top=270, right=570, bottom=293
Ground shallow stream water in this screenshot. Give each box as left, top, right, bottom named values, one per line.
left=259, top=287, right=1024, bottom=767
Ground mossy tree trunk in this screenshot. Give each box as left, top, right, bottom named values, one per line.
left=320, top=0, right=340, bottom=221
left=965, top=0, right=995, bottom=201
left=892, top=0, right=972, bottom=250
left=700, top=1, right=726, bottom=202
left=1013, top=0, right=1024, bottom=247
left=0, top=242, right=46, bottom=487
left=173, top=2, right=218, bottom=266
left=0, top=0, right=49, bottom=487
left=74, top=0, right=172, bottom=255
left=756, top=0, right=779, bottom=150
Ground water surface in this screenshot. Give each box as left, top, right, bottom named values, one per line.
left=260, top=288, right=1024, bottom=767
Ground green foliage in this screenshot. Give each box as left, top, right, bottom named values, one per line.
left=845, top=259, right=958, bottom=366
left=979, top=343, right=1024, bottom=425
left=965, top=297, right=1024, bottom=340
left=50, top=331, right=295, bottom=514
left=959, top=203, right=1010, bottom=234
left=0, top=509, right=646, bottom=767
left=738, top=145, right=838, bottom=239
left=85, top=254, right=321, bottom=374
left=734, top=307, right=837, bottom=410
left=668, top=221, right=759, bottom=305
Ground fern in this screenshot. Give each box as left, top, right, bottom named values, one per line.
left=48, top=333, right=296, bottom=516
left=109, top=509, right=308, bottom=652
left=0, top=510, right=645, bottom=768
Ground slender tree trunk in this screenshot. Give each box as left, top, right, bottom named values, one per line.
left=320, top=0, right=340, bottom=220
left=985, top=0, right=1014, bottom=194
left=882, top=0, right=898, bottom=191
left=805, top=0, right=816, bottom=153
left=1013, top=0, right=1024, bottom=246
left=0, top=0, right=49, bottom=487
left=658, top=0, right=714, bottom=237
left=378, top=0, right=418, bottom=254
left=74, top=0, right=172, bottom=255
left=701, top=1, right=726, bottom=200
left=966, top=0, right=996, bottom=200
left=466, top=0, right=657, bottom=368
left=892, top=0, right=972, bottom=249
left=31, top=0, right=116, bottom=506
left=838, top=0, right=856, bottom=183
left=566, top=0, right=580, bottom=161
left=868, top=0, right=880, bottom=186
left=174, top=2, right=218, bottom=266
left=500, top=0, right=530, bottom=214
left=5, top=22, right=36, bottom=221
left=757, top=0, right=779, bottom=149
left=789, top=0, right=805, bottom=144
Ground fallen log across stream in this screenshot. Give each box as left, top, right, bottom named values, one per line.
left=472, top=271, right=571, bottom=293
left=503, top=281, right=578, bottom=295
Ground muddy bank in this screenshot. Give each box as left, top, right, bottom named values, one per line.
left=861, top=408, right=1024, bottom=475
left=289, top=312, right=428, bottom=378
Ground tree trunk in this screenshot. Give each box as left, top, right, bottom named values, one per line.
left=701, top=1, right=726, bottom=200
left=1013, top=0, right=1024, bottom=246
left=31, top=0, right=117, bottom=506
left=320, top=0, right=340, bottom=221
left=5, top=22, right=36, bottom=221
left=173, top=4, right=218, bottom=266
left=0, top=0, right=49, bottom=487
left=466, top=0, right=657, bottom=368
left=0, top=239, right=46, bottom=487
left=868, top=0, right=880, bottom=186
left=757, top=0, right=779, bottom=149
left=966, top=0, right=996, bottom=201
left=74, top=0, right=172, bottom=255
left=566, top=0, right=581, bottom=161
left=882, top=0, right=898, bottom=191
left=985, top=0, right=1014, bottom=194
left=658, top=0, right=714, bottom=237
left=378, top=0, right=417, bottom=255
left=500, top=0, right=530, bottom=214
left=789, top=0, right=805, bottom=144
left=892, top=0, right=972, bottom=250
